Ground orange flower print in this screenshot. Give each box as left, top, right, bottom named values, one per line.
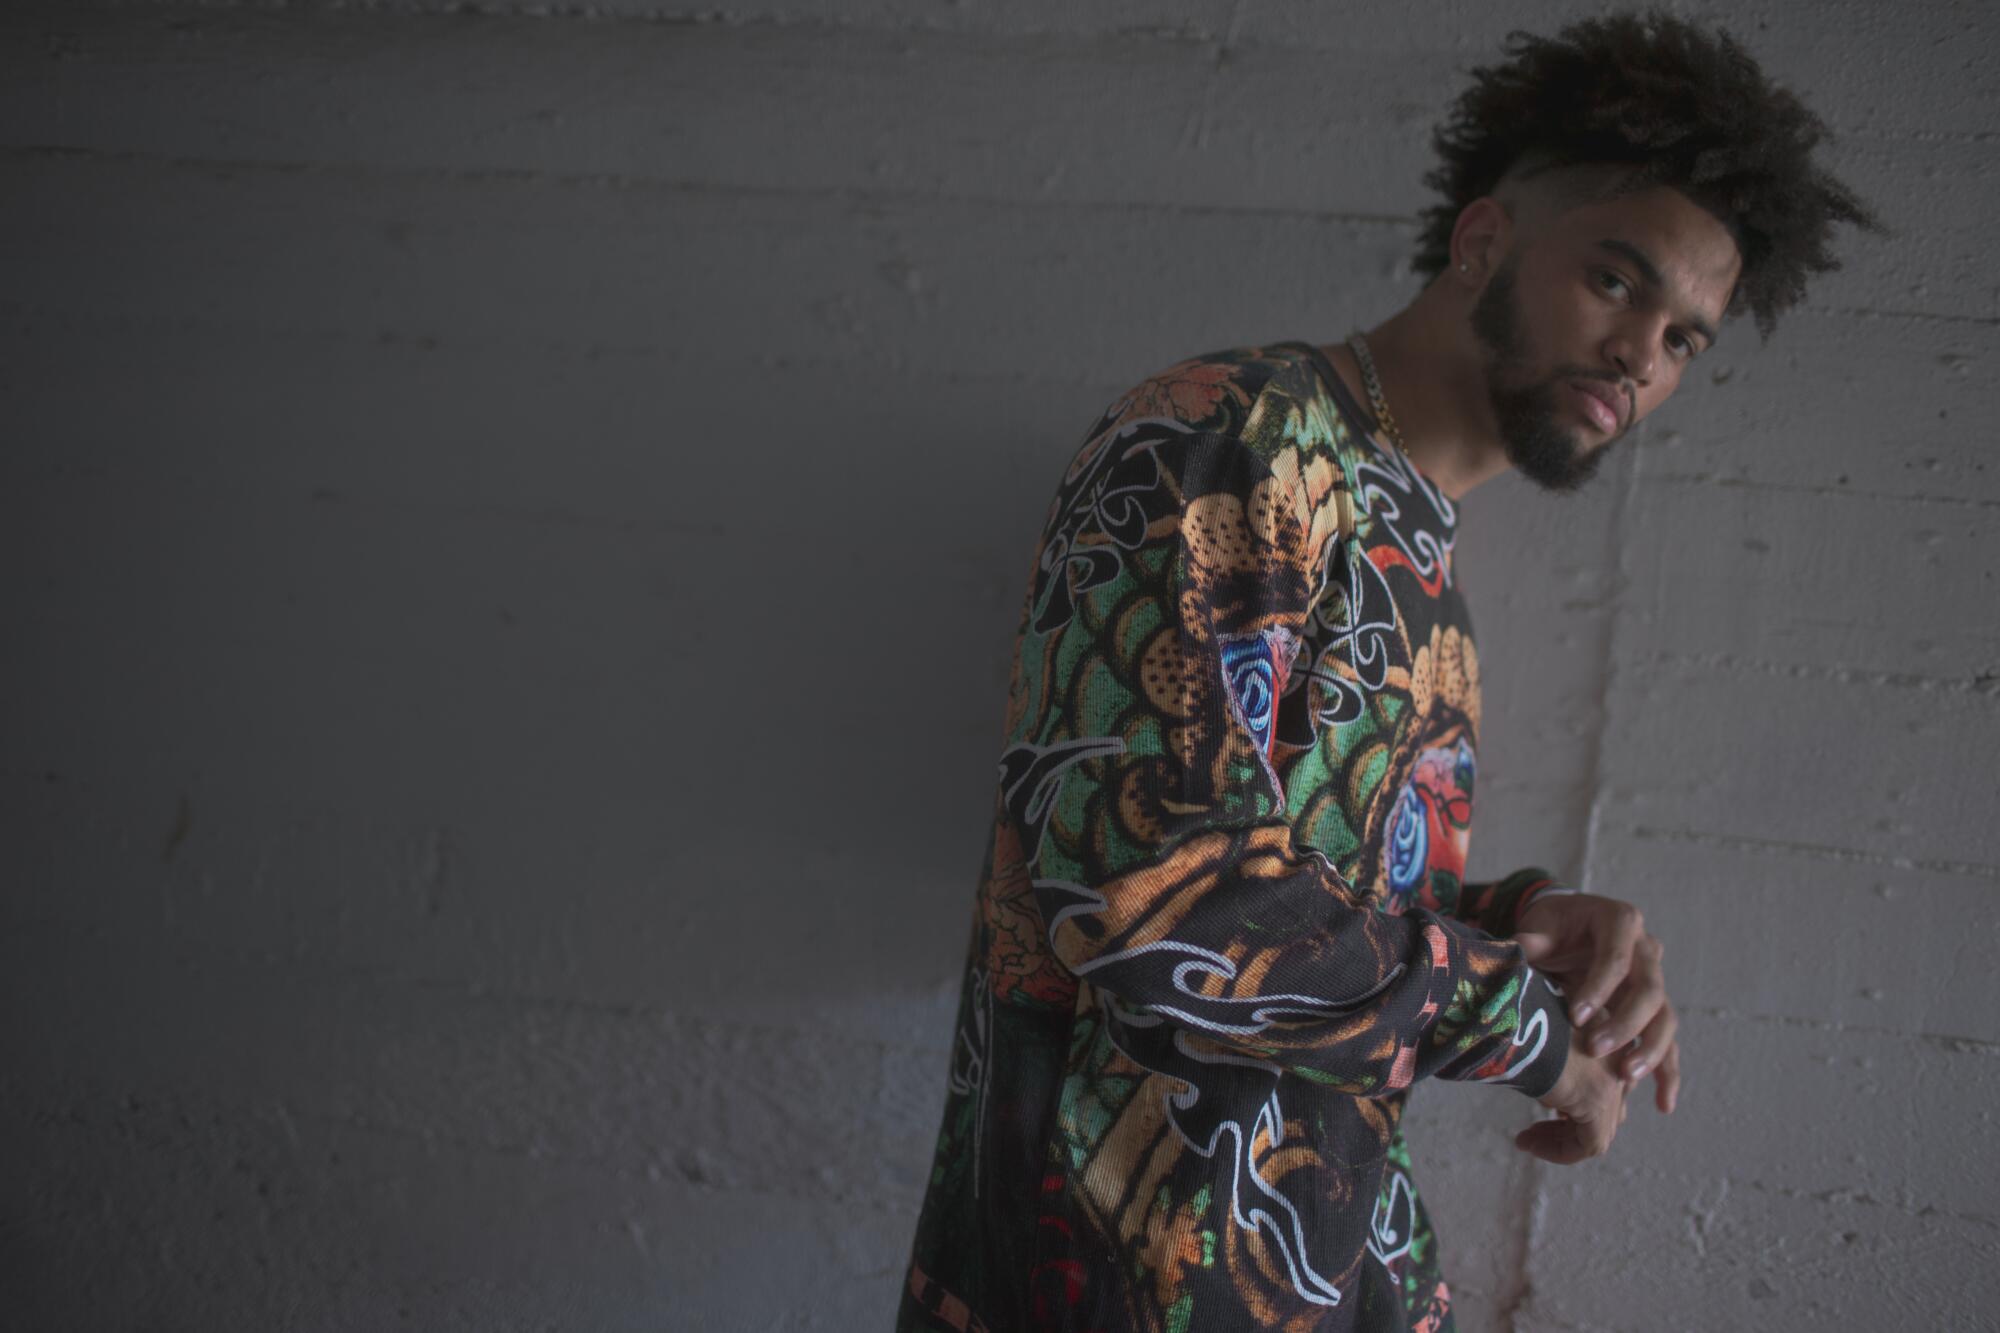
left=1124, top=360, right=1252, bottom=424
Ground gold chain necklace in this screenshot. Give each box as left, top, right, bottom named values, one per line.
left=1345, top=331, right=1410, bottom=459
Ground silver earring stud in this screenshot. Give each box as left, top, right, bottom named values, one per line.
left=1459, top=262, right=1469, bottom=272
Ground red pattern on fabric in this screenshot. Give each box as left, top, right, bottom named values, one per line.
left=1368, top=543, right=1448, bottom=598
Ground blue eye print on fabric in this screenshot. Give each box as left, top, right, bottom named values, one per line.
left=1386, top=784, right=1428, bottom=898
left=1219, top=633, right=1278, bottom=755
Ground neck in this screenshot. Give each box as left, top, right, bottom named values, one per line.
left=1332, top=282, right=1510, bottom=500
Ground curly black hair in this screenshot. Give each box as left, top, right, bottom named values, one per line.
left=1414, top=9, right=1883, bottom=340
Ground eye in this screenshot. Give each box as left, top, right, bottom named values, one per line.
left=1666, top=329, right=1698, bottom=359
left=1592, top=268, right=1632, bottom=301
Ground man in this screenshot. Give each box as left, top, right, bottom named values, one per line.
left=899, top=11, right=1876, bottom=1331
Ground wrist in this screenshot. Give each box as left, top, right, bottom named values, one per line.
left=1514, top=878, right=1580, bottom=932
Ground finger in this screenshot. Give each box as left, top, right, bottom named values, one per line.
left=1569, top=905, right=1646, bottom=1026
left=1519, top=934, right=1596, bottom=975
left=1515, top=1094, right=1617, bottom=1164
left=1654, top=1039, right=1682, bottom=1115
left=1619, top=1000, right=1679, bottom=1084
left=1588, top=936, right=1666, bottom=1058
left=1514, top=1116, right=1593, bottom=1165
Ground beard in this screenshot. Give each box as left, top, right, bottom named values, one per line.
left=1469, top=255, right=1621, bottom=493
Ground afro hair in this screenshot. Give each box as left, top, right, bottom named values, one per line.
left=1413, top=9, right=1883, bottom=340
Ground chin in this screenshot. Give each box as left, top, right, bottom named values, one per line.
left=1506, top=426, right=1606, bottom=494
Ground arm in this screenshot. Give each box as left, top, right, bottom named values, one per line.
left=1515, top=891, right=1683, bottom=1114
left=1455, top=868, right=1579, bottom=938
left=1014, top=426, right=1572, bottom=1100
left=1453, top=865, right=1683, bottom=1114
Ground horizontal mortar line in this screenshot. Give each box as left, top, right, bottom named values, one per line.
left=79, top=0, right=1233, bottom=43
left=0, top=166, right=1970, bottom=330
left=1616, top=823, right=2000, bottom=882
left=58, top=0, right=2000, bottom=121
left=13, top=930, right=962, bottom=1072
left=281, top=1103, right=924, bottom=1210
left=1631, top=651, right=2000, bottom=699
left=1601, top=1162, right=2000, bottom=1234
left=308, top=483, right=736, bottom=538
left=1847, top=127, right=2000, bottom=147
left=10, top=460, right=742, bottom=539
left=1751, top=1226, right=1994, bottom=1286
left=1678, top=1004, right=2000, bottom=1056
left=1466, top=775, right=1595, bottom=792
left=0, top=297, right=1128, bottom=396
left=1734, top=1177, right=2000, bottom=1236
left=1768, top=1245, right=1990, bottom=1291
left=395, top=969, right=952, bottom=1061
left=1646, top=471, right=2000, bottom=511
left=1803, top=302, right=2000, bottom=328
left=1511, top=1317, right=1604, bottom=1333
left=0, top=142, right=1414, bottom=226
left=12, top=927, right=960, bottom=1067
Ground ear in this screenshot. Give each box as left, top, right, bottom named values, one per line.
left=1449, top=196, right=1512, bottom=284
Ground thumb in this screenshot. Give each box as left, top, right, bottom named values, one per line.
left=1514, top=931, right=1554, bottom=963
left=1514, top=1116, right=1587, bottom=1165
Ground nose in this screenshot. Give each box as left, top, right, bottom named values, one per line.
left=1605, top=326, right=1657, bottom=387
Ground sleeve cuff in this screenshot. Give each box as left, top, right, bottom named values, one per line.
left=1471, top=868, right=1579, bottom=937
left=1513, top=877, right=1580, bottom=928
left=1503, top=965, right=1572, bottom=1100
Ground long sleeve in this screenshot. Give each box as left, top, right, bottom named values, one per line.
left=1455, top=868, right=1579, bottom=938
left=1009, top=424, right=1571, bottom=1100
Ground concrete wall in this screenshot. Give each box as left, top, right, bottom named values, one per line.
left=3, top=2, right=1994, bottom=1329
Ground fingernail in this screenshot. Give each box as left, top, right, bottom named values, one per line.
left=1628, top=1061, right=1648, bottom=1080
left=1590, top=1035, right=1614, bottom=1056
left=1573, top=1002, right=1595, bottom=1026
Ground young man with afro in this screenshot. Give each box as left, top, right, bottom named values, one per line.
left=898, top=11, right=1878, bottom=1331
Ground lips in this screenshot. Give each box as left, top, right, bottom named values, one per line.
left=1569, top=380, right=1623, bottom=433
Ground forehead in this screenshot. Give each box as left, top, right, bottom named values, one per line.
left=1544, top=185, right=1742, bottom=314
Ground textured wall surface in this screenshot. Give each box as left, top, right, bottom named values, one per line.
left=4, top=2, right=1996, bottom=1329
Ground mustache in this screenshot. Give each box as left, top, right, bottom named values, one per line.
left=1553, top=367, right=1634, bottom=427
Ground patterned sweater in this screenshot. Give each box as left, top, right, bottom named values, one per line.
left=899, top=341, right=1576, bottom=1333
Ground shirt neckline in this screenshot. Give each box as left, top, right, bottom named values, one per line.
left=1285, top=338, right=1459, bottom=539
left=1288, top=339, right=1456, bottom=507
left=1292, top=339, right=1380, bottom=442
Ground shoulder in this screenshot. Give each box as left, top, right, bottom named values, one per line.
left=1049, top=340, right=1362, bottom=576
left=1086, top=341, right=1315, bottom=441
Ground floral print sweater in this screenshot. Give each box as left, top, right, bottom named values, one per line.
left=899, top=341, right=1575, bottom=1333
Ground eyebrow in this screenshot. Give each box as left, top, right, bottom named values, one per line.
left=1595, top=238, right=1721, bottom=348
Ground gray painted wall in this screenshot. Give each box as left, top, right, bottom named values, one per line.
left=3, top=2, right=1994, bottom=1329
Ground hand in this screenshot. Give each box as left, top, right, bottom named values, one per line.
left=1515, top=1027, right=1629, bottom=1164
left=1514, top=892, right=1681, bottom=1115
